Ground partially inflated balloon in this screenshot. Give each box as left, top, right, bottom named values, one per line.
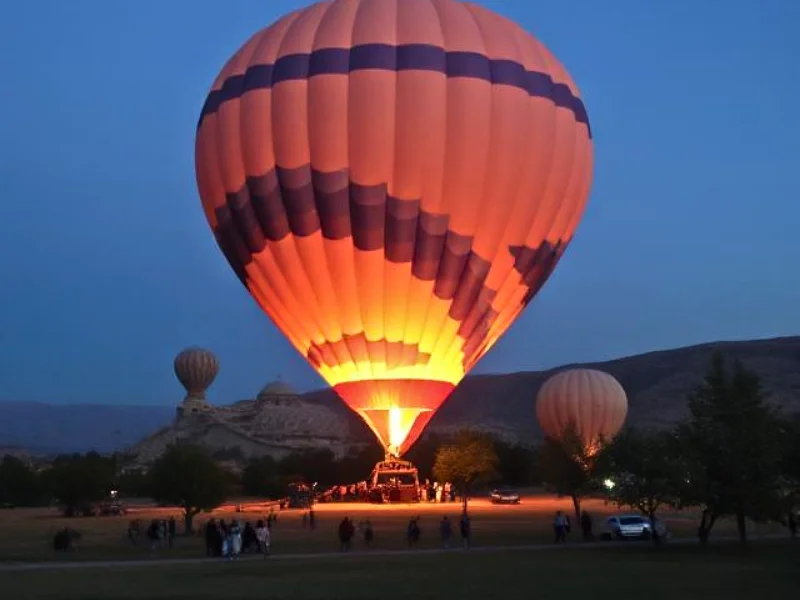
left=536, top=369, right=627, bottom=454
left=195, top=0, right=593, bottom=456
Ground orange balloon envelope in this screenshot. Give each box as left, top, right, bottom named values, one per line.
left=195, top=0, right=593, bottom=456
left=536, top=369, right=627, bottom=454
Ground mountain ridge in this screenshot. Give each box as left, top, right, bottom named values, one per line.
left=2, top=335, right=798, bottom=454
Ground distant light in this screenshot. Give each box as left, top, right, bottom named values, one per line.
left=110, top=489, right=119, bottom=498
left=603, top=478, right=615, bottom=490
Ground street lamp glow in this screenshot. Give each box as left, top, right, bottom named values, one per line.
left=603, top=478, right=616, bottom=490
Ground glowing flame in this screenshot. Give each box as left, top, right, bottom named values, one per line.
left=386, top=406, right=423, bottom=456
left=389, top=406, right=403, bottom=451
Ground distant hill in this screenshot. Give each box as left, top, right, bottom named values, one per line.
left=1, top=336, right=799, bottom=455
left=0, top=402, right=174, bottom=454
left=301, top=335, right=800, bottom=444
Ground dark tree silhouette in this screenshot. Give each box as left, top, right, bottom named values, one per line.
left=149, top=444, right=229, bottom=534
left=676, top=352, right=784, bottom=543
left=539, top=421, right=605, bottom=522
left=433, top=430, right=499, bottom=511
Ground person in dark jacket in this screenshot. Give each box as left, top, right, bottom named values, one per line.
left=459, top=512, right=471, bottom=549
left=168, top=516, right=176, bottom=548
left=440, top=516, right=453, bottom=549
left=580, top=511, right=593, bottom=541
left=338, top=517, right=354, bottom=551
left=204, top=519, right=217, bottom=557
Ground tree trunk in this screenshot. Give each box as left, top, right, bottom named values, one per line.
left=736, top=512, right=747, bottom=544
left=571, top=494, right=581, bottom=524
left=462, top=482, right=470, bottom=513
left=697, top=509, right=717, bottom=544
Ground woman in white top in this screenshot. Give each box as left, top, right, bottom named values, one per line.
left=255, top=520, right=270, bottom=556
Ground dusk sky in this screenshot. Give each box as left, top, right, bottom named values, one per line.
left=1, top=0, right=798, bottom=408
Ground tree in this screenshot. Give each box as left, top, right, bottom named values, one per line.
left=43, top=452, right=115, bottom=516
left=676, top=353, right=785, bottom=543
left=278, top=449, right=338, bottom=486
left=604, top=428, right=681, bottom=540
left=116, top=468, right=152, bottom=498
left=335, top=445, right=384, bottom=483
left=149, top=444, right=229, bottom=533
left=404, top=433, right=446, bottom=481
left=495, top=441, right=540, bottom=487
left=241, top=455, right=284, bottom=498
left=539, top=422, right=605, bottom=522
left=0, top=455, right=43, bottom=507
left=432, top=430, right=499, bottom=511
left=777, top=414, right=800, bottom=536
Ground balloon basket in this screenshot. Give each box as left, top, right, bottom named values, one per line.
left=368, top=459, right=420, bottom=503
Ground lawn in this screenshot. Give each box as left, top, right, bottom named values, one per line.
left=0, top=542, right=797, bottom=600
left=0, top=494, right=788, bottom=563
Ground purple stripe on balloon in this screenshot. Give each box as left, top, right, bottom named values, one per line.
left=313, top=169, right=351, bottom=240
left=212, top=165, right=571, bottom=358
left=350, top=182, right=386, bottom=252
left=198, top=43, right=590, bottom=136
left=385, top=196, right=420, bottom=263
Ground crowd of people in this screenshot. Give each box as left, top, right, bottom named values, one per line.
left=334, top=512, right=473, bottom=552
left=202, top=517, right=272, bottom=558
left=126, top=516, right=178, bottom=550
left=55, top=505, right=611, bottom=560
left=553, top=510, right=596, bottom=543
left=318, top=480, right=460, bottom=504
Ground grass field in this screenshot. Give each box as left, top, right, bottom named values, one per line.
left=0, top=542, right=797, bottom=600
left=0, top=493, right=789, bottom=563
left=0, top=495, right=796, bottom=600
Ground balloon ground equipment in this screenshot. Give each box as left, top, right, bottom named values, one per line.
left=368, top=459, right=420, bottom=503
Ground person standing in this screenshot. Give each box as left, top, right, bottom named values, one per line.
left=338, top=517, right=354, bottom=552
left=459, top=512, right=471, bottom=549
left=580, top=511, right=593, bottom=542
left=168, top=516, right=176, bottom=549
left=440, top=516, right=452, bottom=549
left=255, top=520, right=271, bottom=556
left=362, top=520, right=374, bottom=548
left=553, top=511, right=567, bottom=543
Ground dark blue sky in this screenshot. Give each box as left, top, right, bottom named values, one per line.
left=1, top=0, right=798, bottom=407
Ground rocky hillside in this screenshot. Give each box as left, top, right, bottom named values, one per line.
left=2, top=336, right=798, bottom=454
left=304, top=336, right=800, bottom=445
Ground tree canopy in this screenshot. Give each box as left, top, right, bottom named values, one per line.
left=45, top=452, right=115, bottom=516
left=148, top=444, right=229, bottom=533
left=604, top=428, right=682, bottom=538
left=0, top=455, right=43, bottom=507
left=675, top=352, right=785, bottom=542
left=538, top=421, right=604, bottom=522
left=432, top=430, right=499, bottom=511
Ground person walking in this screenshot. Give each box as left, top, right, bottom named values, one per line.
left=459, top=512, right=471, bottom=549
left=338, top=517, right=354, bottom=552
left=553, top=511, right=568, bottom=544
left=255, top=519, right=271, bottom=556
left=167, top=516, right=176, bottom=549
left=440, top=515, right=453, bottom=549
left=580, top=511, right=593, bottom=542
left=362, top=520, right=374, bottom=548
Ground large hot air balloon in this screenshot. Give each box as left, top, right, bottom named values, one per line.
left=174, top=347, right=220, bottom=402
left=195, top=0, right=593, bottom=457
left=536, top=369, right=627, bottom=454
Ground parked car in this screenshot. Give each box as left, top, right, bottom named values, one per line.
left=489, top=489, right=521, bottom=504
left=600, top=514, right=668, bottom=541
